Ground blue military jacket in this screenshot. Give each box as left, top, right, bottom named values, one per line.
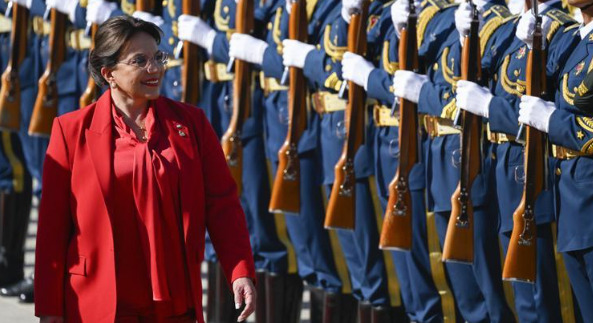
left=416, top=0, right=505, bottom=212
left=547, top=26, right=593, bottom=252
left=302, top=0, right=391, bottom=184
left=484, top=2, right=576, bottom=232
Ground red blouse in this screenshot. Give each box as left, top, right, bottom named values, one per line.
left=111, top=103, right=193, bottom=318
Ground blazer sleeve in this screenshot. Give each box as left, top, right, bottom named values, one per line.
left=195, top=110, right=256, bottom=284
left=34, top=118, right=73, bottom=317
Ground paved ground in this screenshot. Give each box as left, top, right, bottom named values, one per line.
left=0, top=198, right=312, bottom=323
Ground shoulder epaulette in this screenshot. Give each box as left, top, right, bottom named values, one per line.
left=324, top=72, right=343, bottom=92
left=479, top=5, right=512, bottom=56
left=122, top=0, right=135, bottom=16
left=324, top=25, right=347, bottom=60
left=545, top=9, right=578, bottom=42
left=417, top=3, right=455, bottom=48
left=307, top=0, right=318, bottom=20
left=422, top=0, right=455, bottom=10
left=502, top=14, right=520, bottom=24
left=273, top=7, right=283, bottom=54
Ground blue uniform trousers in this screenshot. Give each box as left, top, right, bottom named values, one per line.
left=325, top=179, right=391, bottom=306
left=435, top=205, right=514, bottom=323
left=499, top=224, right=562, bottom=323
left=562, top=247, right=593, bottom=320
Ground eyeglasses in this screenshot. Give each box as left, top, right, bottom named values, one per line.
left=118, top=51, right=169, bottom=69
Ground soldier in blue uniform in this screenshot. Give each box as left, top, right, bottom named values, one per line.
left=340, top=2, right=446, bottom=322
left=282, top=0, right=410, bottom=321
left=0, top=0, right=33, bottom=302
left=177, top=0, right=306, bottom=322
left=227, top=0, right=361, bottom=321
left=455, top=1, right=577, bottom=321
left=517, top=0, right=593, bottom=318
left=391, top=0, right=516, bottom=321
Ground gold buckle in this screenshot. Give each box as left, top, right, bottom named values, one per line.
left=203, top=61, right=232, bottom=82
left=32, top=16, right=51, bottom=36
left=552, top=145, right=586, bottom=160
left=311, top=91, right=346, bottom=115
left=424, top=115, right=460, bottom=137
left=373, top=105, right=399, bottom=127
left=66, top=29, right=91, bottom=50
left=259, top=72, right=288, bottom=94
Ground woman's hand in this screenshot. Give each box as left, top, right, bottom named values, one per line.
left=40, top=316, right=64, bottom=323
left=232, top=277, right=256, bottom=322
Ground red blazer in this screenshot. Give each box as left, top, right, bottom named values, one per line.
left=34, top=91, right=255, bottom=322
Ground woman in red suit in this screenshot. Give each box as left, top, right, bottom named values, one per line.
left=34, top=16, right=256, bottom=323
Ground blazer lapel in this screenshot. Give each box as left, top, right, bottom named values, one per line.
left=86, top=90, right=114, bottom=215
left=155, top=97, right=196, bottom=244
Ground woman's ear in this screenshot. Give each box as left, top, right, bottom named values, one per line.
left=101, top=66, right=117, bottom=89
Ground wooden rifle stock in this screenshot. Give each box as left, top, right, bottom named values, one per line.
left=442, top=2, right=482, bottom=263
left=0, top=4, right=29, bottom=131
left=502, top=8, right=546, bottom=283
left=136, top=0, right=156, bottom=11
left=325, top=1, right=369, bottom=230
left=221, top=0, right=254, bottom=195
left=28, top=9, right=66, bottom=137
left=269, top=0, right=308, bottom=213
left=379, top=0, right=419, bottom=250
left=180, top=0, right=201, bottom=105
left=79, top=24, right=98, bottom=108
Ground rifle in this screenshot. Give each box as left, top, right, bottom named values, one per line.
left=503, top=0, right=546, bottom=283
left=0, top=3, right=29, bottom=131
left=442, top=0, right=482, bottom=263
left=176, top=0, right=201, bottom=105
left=379, top=0, right=419, bottom=250
left=220, top=0, right=254, bottom=194
left=324, top=1, right=369, bottom=230
left=28, top=9, right=66, bottom=136
left=79, top=23, right=99, bottom=108
left=268, top=0, right=308, bottom=213
left=136, top=0, right=156, bottom=11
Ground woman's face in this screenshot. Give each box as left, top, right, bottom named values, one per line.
left=109, top=32, right=165, bottom=101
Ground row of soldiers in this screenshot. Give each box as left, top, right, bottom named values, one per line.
left=0, top=0, right=593, bottom=322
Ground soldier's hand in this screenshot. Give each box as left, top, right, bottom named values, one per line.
left=282, top=40, right=315, bottom=69
left=86, top=0, right=118, bottom=25
left=229, top=34, right=268, bottom=65
left=341, top=0, right=363, bottom=23
left=232, top=277, right=256, bottom=322
left=286, top=0, right=293, bottom=14
left=342, top=52, right=374, bottom=89
left=132, top=11, right=164, bottom=27
left=392, top=70, right=428, bottom=104
left=391, top=0, right=410, bottom=37
left=178, top=14, right=217, bottom=54
left=516, top=11, right=552, bottom=49
left=46, top=0, right=78, bottom=22
left=9, top=0, right=32, bottom=9
left=455, top=2, right=473, bottom=39
left=456, top=80, right=492, bottom=117
left=518, top=95, right=556, bottom=133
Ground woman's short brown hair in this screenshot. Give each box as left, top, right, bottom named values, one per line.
left=88, top=16, right=163, bottom=87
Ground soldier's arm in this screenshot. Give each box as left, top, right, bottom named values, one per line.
left=548, top=109, right=593, bottom=153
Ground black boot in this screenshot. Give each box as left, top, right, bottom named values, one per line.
left=0, top=186, right=33, bottom=288
left=357, top=301, right=372, bottom=323
left=255, top=271, right=267, bottom=323
left=265, top=273, right=303, bottom=323
left=18, top=278, right=34, bottom=303
left=206, top=261, right=217, bottom=322
left=216, top=263, right=237, bottom=323
left=0, top=276, right=33, bottom=297
left=309, top=287, right=325, bottom=323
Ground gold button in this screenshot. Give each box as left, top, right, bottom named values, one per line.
left=163, top=0, right=168, bottom=6
left=179, top=131, right=187, bottom=137
left=513, top=69, right=520, bottom=77
left=316, top=44, right=321, bottom=50
left=443, top=92, right=450, bottom=100
left=433, top=63, right=438, bottom=70
left=325, top=65, right=332, bottom=71
left=556, top=167, right=561, bottom=175
left=169, top=37, right=175, bottom=45
left=493, top=74, right=498, bottom=82
left=176, top=124, right=183, bottom=129
left=491, top=152, right=496, bottom=160
left=223, top=6, right=229, bottom=13
left=267, top=22, right=272, bottom=30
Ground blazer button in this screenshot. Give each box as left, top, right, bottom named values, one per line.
left=176, top=124, right=182, bottom=129
left=179, top=131, right=186, bottom=137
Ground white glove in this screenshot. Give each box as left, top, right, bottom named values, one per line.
left=132, top=11, right=165, bottom=27
left=393, top=70, right=429, bottom=103
left=391, top=0, right=409, bottom=37
left=456, top=80, right=492, bottom=117
left=282, top=39, right=315, bottom=68
left=229, top=33, right=268, bottom=65
left=46, top=0, right=78, bottom=22
left=518, top=95, right=556, bottom=133
left=341, top=0, right=363, bottom=23
left=455, top=2, right=473, bottom=38
left=9, top=0, right=33, bottom=9
left=86, top=0, right=118, bottom=25
left=341, top=52, right=374, bottom=90
left=177, top=14, right=217, bottom=54
left=286, top=0, right=293, bottom=14
left=515, top=11, right=552, bottom=49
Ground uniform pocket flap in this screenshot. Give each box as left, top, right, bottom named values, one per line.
left=67, top=255, right=87, bottom=276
